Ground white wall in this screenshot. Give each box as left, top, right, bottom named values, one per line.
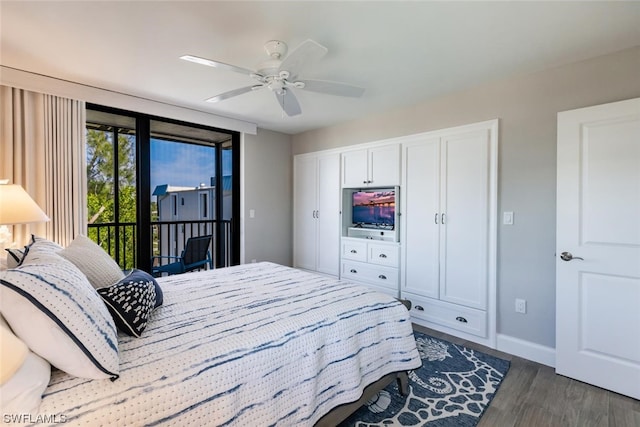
left=291, top=46, right=640, bottom=349
left=242, top=129, right=293, bottom=266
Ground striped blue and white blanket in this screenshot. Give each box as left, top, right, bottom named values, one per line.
left=36, top=262, right=421, bottom=426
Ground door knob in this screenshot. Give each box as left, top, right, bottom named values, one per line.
left=560, top=251, right=584, bottom=261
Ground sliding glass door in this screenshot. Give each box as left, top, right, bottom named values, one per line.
left=149, top=120, right=235, bottom=269
left=86, top=111, right=137, bottom=268
left=86, top=105, right=240, bottom=272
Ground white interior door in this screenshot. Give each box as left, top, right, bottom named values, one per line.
left=556, top=97, right=640, bottom=399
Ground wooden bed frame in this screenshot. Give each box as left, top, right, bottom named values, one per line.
left=315, top=371, right=409, bottom=426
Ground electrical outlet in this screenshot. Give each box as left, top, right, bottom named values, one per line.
left=515, top=298, right=527, bottom=314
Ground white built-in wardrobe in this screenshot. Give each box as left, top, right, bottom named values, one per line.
left=293, top=152, right=341, bottom=276
left=293, top=119, right=498, bottom=347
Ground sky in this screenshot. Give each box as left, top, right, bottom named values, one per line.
left=352, top=190, right=395, bottom=206
left=149, top=139, right=232, bottom=196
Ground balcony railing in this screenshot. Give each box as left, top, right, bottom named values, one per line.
left=87, top=220, right=232, bottom=271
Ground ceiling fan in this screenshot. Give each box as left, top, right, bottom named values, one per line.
left=180, top=39, right=365, bottom=117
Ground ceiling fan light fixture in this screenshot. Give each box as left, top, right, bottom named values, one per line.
left=268, top=80, right=285, bottom=93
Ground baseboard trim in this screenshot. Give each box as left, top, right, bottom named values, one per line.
left=497, top=334, right=556, bottom=367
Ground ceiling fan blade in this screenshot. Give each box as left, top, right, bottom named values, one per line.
left=181, top=54, right=256, bottom=76
left=205, top=86, right=256, bottom=103
left=279, top=39, right=328, bottom=78
left=275, top=89, right=301, bottom=117
left=297, top=79, right=365, bottom=98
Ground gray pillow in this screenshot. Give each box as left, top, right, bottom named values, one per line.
left=59, top=235, right=125, bottom=289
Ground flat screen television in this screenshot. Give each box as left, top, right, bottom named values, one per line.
left=352, top=190, right=395, bottom=228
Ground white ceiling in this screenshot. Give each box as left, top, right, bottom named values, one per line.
left=1, top=1, right=639, bottom=135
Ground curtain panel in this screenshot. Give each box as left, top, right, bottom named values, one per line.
left=0, top=85, right=86, bottom=247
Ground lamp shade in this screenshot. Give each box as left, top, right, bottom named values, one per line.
left=0, top=184, right=49, bottom=225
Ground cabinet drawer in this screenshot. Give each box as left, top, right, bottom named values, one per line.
left=342, top=240, right=367, bottom=262
left=342, top=261, right=398, bottom=290
left=368, top=244, right=399, bottom=267
left=402, top=292, right=487, bottom=338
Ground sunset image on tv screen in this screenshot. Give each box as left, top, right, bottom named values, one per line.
left=352, top=191, right=395, bottom=226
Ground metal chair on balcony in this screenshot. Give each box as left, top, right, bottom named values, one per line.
left=151, top=235, right=214, bottom=277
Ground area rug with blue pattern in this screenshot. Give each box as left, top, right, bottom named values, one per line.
left=341, top=331, right=510, bottom=427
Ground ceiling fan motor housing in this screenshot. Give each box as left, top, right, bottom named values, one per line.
left=264, top=40, right=287, bottom=59
left=257, top=40, right=288, bottom=76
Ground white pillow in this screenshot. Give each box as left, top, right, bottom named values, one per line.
left=0, top=322, right=28, bottom=384
left=0, top=239, right=120, bottom=380
left=1, top=351, right=51, bottom=415
left=27, top=234, right=64, bottom=254
left=59, top=235, right=125, bottom=289
left=5, top=247, right=26, bottom=268
left=0, top=315, right=51, bottom=415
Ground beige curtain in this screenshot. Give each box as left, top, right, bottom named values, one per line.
left=0, top=85, right=86, bottom=247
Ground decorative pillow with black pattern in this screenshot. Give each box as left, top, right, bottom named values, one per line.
left=97, top=271, right=159, bottom=338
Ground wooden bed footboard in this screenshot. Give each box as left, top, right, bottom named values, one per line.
left=314, top=371, right=409, bottom=427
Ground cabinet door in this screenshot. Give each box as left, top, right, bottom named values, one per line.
left=402, top=138, right=441, bottom=298
left=440, top=130, right=490, bottom=310
left=293, top=155, right=317, bottom=271
left=369, top=144, right=400, bottom=186
left=342, top=149, right=368, bottom=187
left=316, top=154, right=340, bottom=276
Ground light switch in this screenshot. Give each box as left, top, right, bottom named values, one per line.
left=249, top=209, right=255, bottom=218
left=503, top=211, right=514, bottom=225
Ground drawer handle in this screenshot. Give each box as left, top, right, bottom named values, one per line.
left=379, top=253, right=387, bottom=258
left=456, top=316, right=468, bottom=323
left=378, top=274, right=387, bottom=280
left=350, top=269, right=357, bottom=274
left=414, top=305, right=424, bottom=311
left=350, top=249, right=357, bottom=254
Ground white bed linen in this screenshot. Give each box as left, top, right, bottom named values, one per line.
left=34, top=262, right=421, bottom=426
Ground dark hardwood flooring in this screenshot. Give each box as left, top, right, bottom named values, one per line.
left=412, top=324, right=640, bottom=427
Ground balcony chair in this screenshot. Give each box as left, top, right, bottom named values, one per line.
left=151, top=235, right=213, bottom=277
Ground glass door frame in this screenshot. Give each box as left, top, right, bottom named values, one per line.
left=87, top=103, right=241, bottom=272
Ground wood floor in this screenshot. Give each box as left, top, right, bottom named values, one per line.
left=412, top=324, right=640, bottom=427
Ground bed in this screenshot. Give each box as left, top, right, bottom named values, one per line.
left=1, top=237, right=421, bottom=427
